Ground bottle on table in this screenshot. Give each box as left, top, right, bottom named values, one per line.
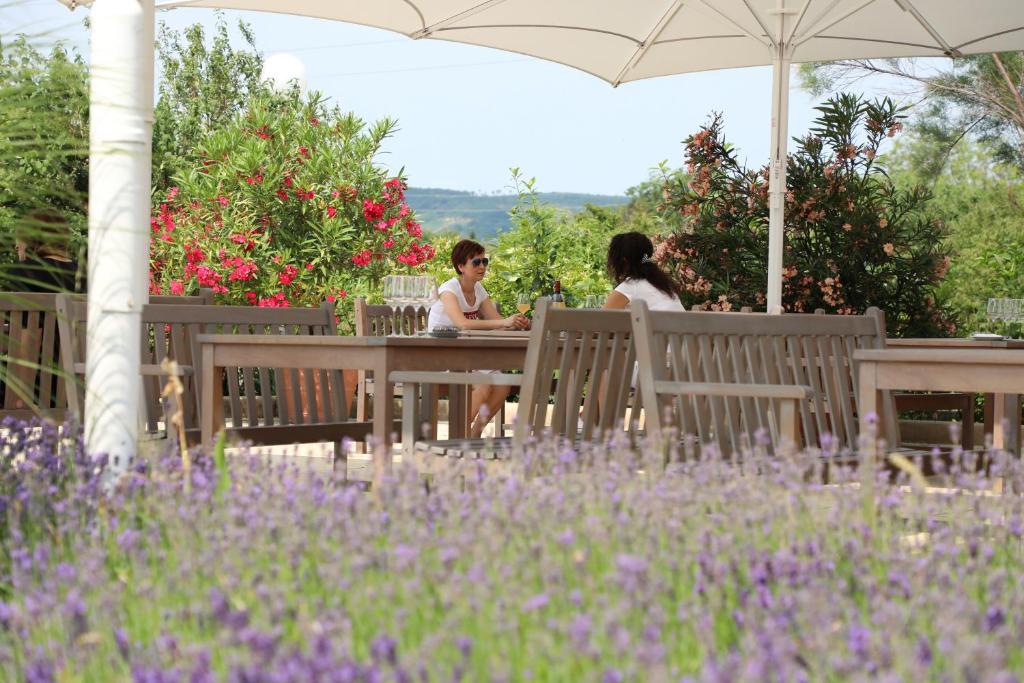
left=551, top=279, right=566, bottom=309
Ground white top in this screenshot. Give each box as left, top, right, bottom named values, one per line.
left=614, top=278, right=684, bottom=312
left=428, top=277, right=490, bottom=330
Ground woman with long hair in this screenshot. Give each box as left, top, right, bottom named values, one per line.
left=603, top=232, right=683, bottom=312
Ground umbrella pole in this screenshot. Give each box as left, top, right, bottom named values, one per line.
left=766, top=47, right=790, bottom=313
left=86, top=0, right=156, bottom=481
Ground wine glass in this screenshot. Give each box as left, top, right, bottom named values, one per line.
left=417, top=276, right=435, bottom=308
left=987, top=298, right=997, bottom=323
left=382, top=275, right=397, bottom=309
left=516, top=293, right=531, bottom=316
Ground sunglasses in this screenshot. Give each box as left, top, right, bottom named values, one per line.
left=470, top=257, right=490, bottom=267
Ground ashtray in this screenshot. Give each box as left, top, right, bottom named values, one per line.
left=970, top=332, right=1005, bottom=341
left=429, top=326, right=461, bottom=338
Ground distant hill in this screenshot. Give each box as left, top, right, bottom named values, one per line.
left=405, top=187, right=628, bottom=240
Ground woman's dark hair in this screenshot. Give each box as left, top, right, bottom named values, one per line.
left=606, top=232, right=680, bottom=298
left=451, top=238, right=485, bottom=274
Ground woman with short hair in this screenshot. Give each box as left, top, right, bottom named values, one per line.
left=428, top=238, right=529, bottom=438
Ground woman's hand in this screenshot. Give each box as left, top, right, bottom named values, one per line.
left=502, top=313, right=530, bottom=330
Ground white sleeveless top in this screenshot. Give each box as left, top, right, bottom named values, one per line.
left=427, top=277, right=490, bottom=330
left=614, top=278, right=683, bottom=311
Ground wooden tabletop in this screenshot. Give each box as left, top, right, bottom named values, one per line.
left=855, top=348, right=1024, bottom=365
left=195, top=333, right=530, bottom=348
left=456, top=329, right=532, bottom=338
left=888, top=337, right=1024, bottom=348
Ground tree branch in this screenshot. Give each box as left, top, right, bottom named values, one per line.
left=992, top=52, right=1024, bottom=130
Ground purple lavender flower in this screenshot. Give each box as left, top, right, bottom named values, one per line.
left=521, top=593, right=549, bottom=612
left=371, top=634, right=398, bottom=666
left=601, top=669, right=623, bottom=683
left=24, top=655, right=56, bottom=683
left=985, top=606, right=1006, bottom=632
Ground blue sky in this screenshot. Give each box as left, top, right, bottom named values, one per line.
left=6, top=0, right=893, bottom=196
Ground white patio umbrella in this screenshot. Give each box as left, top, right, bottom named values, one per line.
left=72, top=0, right=1024, bottom=472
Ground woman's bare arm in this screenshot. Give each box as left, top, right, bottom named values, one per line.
left=604, top=291, right=630, bottom=310
left=439, top=292, right=525, bottom=330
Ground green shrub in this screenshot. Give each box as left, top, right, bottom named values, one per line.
left=889, top=139, right=1024, bottom=337
left=0, top=37, right=88, bottom=286
left=426, top=170, right=656, bottom=317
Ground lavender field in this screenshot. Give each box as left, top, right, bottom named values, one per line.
left=1, top=419, right=1023, bottom=682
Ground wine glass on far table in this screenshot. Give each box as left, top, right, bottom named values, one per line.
left=516, top=293, right=532, bottom=317
left=382, top=275, right=397, bottom=310
left=416, top=276, right=435, bottom=308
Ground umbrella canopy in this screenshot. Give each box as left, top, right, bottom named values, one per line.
left=161, top=0, right=1024, bottom=84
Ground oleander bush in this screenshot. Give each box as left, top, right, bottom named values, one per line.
left=2, top=420, right=1023, bottom=681
left=656, top=94, right=956, bottom=337
left=148, top=89, right=435, bottom=332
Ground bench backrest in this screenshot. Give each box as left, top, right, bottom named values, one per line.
left=56, top=297, right=346, bottom=437
left=150, top=288, right=214, bottom=306
left=632, top=302, right=896, bottom=456
left=0, top=293, right=68, bottom=421
left=0, top=291, right=213, bottom=424
left=355, top=297, right=428, bottom=336
left=513, top=299, right=637, bottom=448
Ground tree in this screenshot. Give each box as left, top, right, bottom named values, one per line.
left=0, top=36, right=89, bottom=285
left=622, top=161, right=689, bottom=235
left=152, top=13, right=264, bottom=189
left=801, top=53, right=1024, bottom=177
left=887, top=136, right=1024, bottom=335
left=656, top=94, right=955, bottom=337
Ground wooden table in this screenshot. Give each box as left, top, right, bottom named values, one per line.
left=856, top=348, right=1024, bottom=458
left=888, top=337, right=1024, bottom=350
left=888, top=338, right=1024, bottom=449
left=197, top=333, right=530, bottom=482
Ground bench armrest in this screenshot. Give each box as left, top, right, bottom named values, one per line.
left=388, top=371, right=522, bottom=387
left=653, top=380, right=813, bottom=401
left=651, top=381, right=812, bottom=447
left=74, top=362, right=193, bottom=377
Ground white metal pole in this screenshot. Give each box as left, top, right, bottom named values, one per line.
left=86, top=0, right=155, bottom=475
left=766, top=46, right=790, bottom=313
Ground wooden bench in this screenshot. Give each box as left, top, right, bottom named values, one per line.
left=631, top=300, right=900, bottom=458
left=57, top=296, right=366, bottom=448
left=390, top=299, right=637, bottom=472
left=668, top=305, right=976, bottom=452
left=0, top=290, right=214, bottom=425
left=1, top=293, right=70, bottom=422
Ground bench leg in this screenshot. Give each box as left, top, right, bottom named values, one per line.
left=200, top=348, right=224, bottom=445
left=419, top=383, right=437, bottom=440
left=778, top=398, right=798, bottom=451
left=993, top=393, right=1021, bottom=455
left=355, top=371, right=368, bottom=422
left=961, top=394, right=975, bottom=452
left=402, top=382, right=419, bottom=460
left=858, top=366, right=882, bottom=496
